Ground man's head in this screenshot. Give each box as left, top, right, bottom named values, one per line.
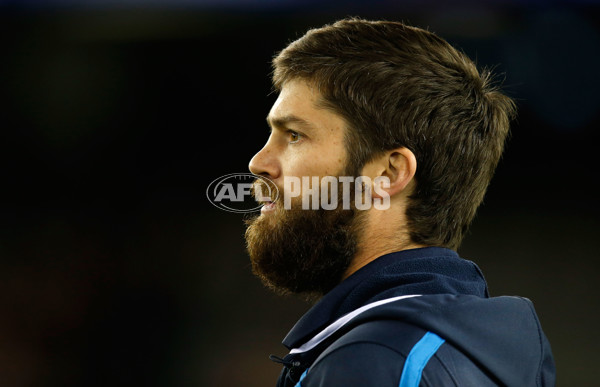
left=245, top=18, right=515, bottom=297
left=272, top=18, right=515, bottom=249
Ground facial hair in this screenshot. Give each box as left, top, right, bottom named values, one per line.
left=244, top=179, right=365, bottom=300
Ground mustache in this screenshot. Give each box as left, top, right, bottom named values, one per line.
left=251, top=179, right=279, bottom=203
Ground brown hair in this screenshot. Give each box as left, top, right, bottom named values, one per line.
left=272, top=18, right=516, bottom=250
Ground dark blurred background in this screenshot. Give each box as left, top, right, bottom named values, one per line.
left=0, top=1, right=599, bottom=386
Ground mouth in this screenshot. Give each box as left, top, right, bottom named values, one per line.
left=261, top=200, right=277, bottom=213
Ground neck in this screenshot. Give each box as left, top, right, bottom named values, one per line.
left=342, top=241, right=424, bottom=280
left=342, top=209, right=425, bottom=280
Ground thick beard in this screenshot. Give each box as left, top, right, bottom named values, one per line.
left=244, top=183, right=365, bottom=301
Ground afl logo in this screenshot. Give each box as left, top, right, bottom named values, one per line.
left=206, top=173, right=279, bottom=213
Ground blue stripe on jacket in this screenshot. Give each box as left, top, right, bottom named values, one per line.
left=399, top=332, right=445, bottom=387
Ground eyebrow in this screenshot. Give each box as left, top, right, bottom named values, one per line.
left=266, top=114, right=315, bottom=131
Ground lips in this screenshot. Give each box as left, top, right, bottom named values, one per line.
left=261, top=201, right=277, bottom=213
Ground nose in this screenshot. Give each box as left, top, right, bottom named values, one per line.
left=248, top=140, right=280, bottom=179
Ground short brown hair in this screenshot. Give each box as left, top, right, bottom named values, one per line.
left=272, top=18, right=516, bottom=250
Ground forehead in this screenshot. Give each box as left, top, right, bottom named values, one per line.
left=269, top=79, right=320, bottom=117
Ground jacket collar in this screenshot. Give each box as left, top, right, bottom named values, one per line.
left=282, top=247, right=489, bottom=349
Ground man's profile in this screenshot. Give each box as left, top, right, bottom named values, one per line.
left=244, top=18, right=555, bottom=386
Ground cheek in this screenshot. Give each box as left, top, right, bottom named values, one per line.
left=320, top=147, right=348, bottom=176
left=280, top=138, right=348, bottom=178
left=287, top=153, right=342, bottom=177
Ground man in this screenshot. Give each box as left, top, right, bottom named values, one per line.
left=245, top=18, right=555, bottom=386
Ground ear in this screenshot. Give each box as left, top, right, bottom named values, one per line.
left=361, top=147, right=417, bottom=198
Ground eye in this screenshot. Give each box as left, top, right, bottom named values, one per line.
left=288, top=130, right=300, bottom=143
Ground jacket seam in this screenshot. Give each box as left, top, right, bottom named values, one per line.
left=519, top=297, right=545, bottom=387
left=431, top=353, right=459, bottom=387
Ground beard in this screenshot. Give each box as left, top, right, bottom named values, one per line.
left=244, top=177, right=366, bottom=300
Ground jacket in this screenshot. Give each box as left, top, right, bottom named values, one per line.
left=272, top=247, right=556, bottom=386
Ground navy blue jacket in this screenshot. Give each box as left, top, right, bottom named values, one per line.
left=272, top=247, right=556, bottom=386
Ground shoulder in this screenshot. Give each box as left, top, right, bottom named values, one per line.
left=298, top=318, right=500, bottom=387
left=298, top=320, right=459, bottom=387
